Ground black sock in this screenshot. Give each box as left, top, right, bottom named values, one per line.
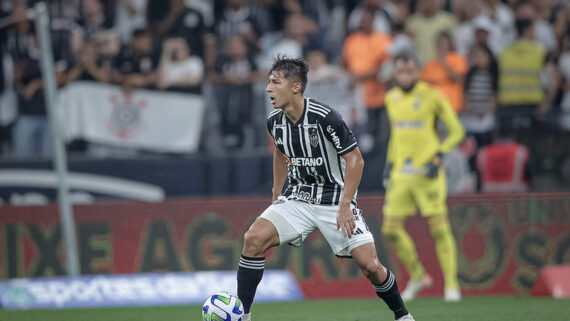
left=373, top=270, right=409, bottom=320
left=237, top=255, right=265, bottom=314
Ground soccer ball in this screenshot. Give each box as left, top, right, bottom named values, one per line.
left=202, top=291, right=244, bottom=321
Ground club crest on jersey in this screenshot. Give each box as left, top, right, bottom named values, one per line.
left=309, top=128, right=319, bottom=148
left=413, top=100, right=421, bottom=109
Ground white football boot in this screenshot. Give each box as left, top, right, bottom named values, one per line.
left=396, top=313, right=416, bottom=321
left=242, top=313, right=251, bottom=321
left=401, top=274, right=433, bottom=302
left=444, top=288, right=462, bottom=302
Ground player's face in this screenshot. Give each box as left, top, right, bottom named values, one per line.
left=266, top=71, right=297, bottom=109
left=394, top=60, right=419, bottom=91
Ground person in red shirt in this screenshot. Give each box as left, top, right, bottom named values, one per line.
left=476, top=122, right=533, bottom=193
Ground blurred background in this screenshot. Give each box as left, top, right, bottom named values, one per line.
left=0, top=0, right=570, bottom=308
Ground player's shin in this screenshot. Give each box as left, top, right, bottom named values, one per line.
left=373, top=270, right=409, bottom=320
left=237, top=255, right=265, bottom=314
left=428, top=215, right=459, bottom=291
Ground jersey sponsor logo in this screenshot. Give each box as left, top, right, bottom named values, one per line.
left=326, top=125, right=342, bottom=149
left=290, top=157, right=324, bottom=167
left=393, top=120, right=424, bottom=129
left=289, top=191, right=322, bottom=204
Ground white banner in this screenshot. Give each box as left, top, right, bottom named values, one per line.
left=58, top=81, right=205, bottom=153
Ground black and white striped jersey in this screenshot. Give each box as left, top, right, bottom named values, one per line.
left=267, top=98, right=358, bottom=206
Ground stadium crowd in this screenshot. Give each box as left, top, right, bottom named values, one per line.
left=0, top=0, right=569, bottom=191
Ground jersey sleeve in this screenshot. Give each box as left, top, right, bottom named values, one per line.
left=434, top=90, right=465, bottom=154
left=322, top=110, right=358, bottom=156
left=266, top=116, right=274, bottom=139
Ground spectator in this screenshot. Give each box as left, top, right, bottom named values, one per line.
left=461, top=44, right=498, bottom=147
left=476, top=122, right=532, bottom=193
left=469, top=15, right=494, bottom=61
left=421, top=32, right=469, bottom=113
left=348, top=0, right=397, bottom=35
left=66, top=31, right=120, bottom=83
left=12, top=36, right=66, bottom=158
left=481, top=0, right=516, bottom=55
left=343, top=10, right=391, bottom=152
left=454, top=0, right=484, bottom=56
left=114, top=0, right=147, bottom=44
left=551, top=2, right=569, bottom=53
left=8, top=2, right=65, bottom=158
left=497, top=18, right=556, bottom=127
left=406, top=0, right=457, bottom=63
left=164, top=0, right=208, bottom=59
left=515, top=0, right=557, bottom=54
left=157, top=37, right=204, bottom=94
left=259, top=13, right=318, bottom=71
left=78, top=0, right=114, bottom=41
left=42, top=0, right=82, bottom=65
left=113, top=28, right=158, bottom=91
left=210, top=36, right=259, bottom=149
left=304, top=50, right=362, bottom=132
left=386, top=22, right=414, bottom=58
left=213, top=0, right=262, bottom=56
left=145, top=0, right=173, bottom=36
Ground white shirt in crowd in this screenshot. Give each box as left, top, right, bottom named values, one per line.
left=165, top=56, right=204, bottom=84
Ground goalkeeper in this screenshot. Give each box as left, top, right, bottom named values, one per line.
left=382, top=53, right=465, bottom=302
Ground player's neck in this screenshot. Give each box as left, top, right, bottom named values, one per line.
left=282, top=95, right=305, bottom=123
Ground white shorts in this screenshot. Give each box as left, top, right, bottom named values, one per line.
left=259, top=197, right=375, bottom=257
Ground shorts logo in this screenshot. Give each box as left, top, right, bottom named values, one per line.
left=309, top=128, right=319, bottom=148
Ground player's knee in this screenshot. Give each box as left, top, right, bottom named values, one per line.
left=242, top=230, right=268, bottom=257
left=428, top=215, right=451, bottom=240
left=359, top=258, right=383, bottom=280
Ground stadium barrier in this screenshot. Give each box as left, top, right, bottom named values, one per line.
left=0, top=193, right=569, bottom=299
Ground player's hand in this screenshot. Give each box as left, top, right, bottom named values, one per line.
left=337, top=203, right=355, bottom=239
left=425, top=152, right=444, bottom=179
left=382, top=162, right=392, bottom=188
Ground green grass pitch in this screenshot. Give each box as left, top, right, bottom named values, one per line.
left=1, top=297, right=568, bottom=321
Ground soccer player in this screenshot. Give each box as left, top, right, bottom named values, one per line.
left=382, top=53, right=465, bottom=302
left=237, top=56, right=414, bottom=321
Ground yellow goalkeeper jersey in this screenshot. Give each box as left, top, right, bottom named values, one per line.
left=385, top=81, right=465, bottom=177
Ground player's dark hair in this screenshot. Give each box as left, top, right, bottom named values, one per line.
left=268, top=55, right=309, bottom=93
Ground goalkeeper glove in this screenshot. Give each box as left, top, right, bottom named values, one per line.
left=425, top=152, right=444, bottom=179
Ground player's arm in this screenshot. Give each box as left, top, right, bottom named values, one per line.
left=272, top=146, right=288, bottom=202
left=425, top=92, right=465, bottom=178
left=338, top=147, right=364, bottom=238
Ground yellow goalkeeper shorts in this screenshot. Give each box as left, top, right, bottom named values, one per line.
left=383, top=171, right=448, bottom=218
